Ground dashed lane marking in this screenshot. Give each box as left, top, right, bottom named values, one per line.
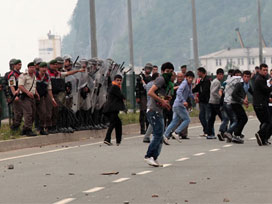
left=0, top=120, right=252, bottom=163
left=176, top=157, right=190, bottom=162
left=137, top=170, right=153, bottom=175
left=223, top=144, right=233, bottom=148
left=193, top=153, right=206, bottom=156
left=209, top=149, right=220, bottom=152
left=162, top=163, right=172, bottom=167
left=83, top=187, right=105, bottom=193
left=248, top=137, right=256, bottom=140
left=112, top=178, right=130, bottom=183
left=52, top=198, right=75, bottom=204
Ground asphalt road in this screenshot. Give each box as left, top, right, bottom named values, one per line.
left=0, top=117, right=271, bottom=204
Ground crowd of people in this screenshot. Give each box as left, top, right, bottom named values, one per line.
left=2, top=56, right=272, bottom=167
left=136, top=62, right=272, bottom=167
left=2, top=57, right=126, bottom=141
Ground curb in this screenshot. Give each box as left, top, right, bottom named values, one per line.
left=0, top=113, right=256, bottom=152
left=0, top=124, right=139, bottom=152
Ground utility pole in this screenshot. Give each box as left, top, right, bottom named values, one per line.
left=191, top=0, right=199, bottom=70
left=127, top=0, right=134, bottom=72
left=257, top=0, right=263, bottom=64
left=89, top=0, right=98, bottom=58
left=127, top=0, right=136, bottom=112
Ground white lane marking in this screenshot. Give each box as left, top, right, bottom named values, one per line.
left=248, top=137, right=256, bottom=140
left=83, top=187, right=105, bottom=193
left=0, top=146, right=78, bottom=162
left=53, top=198, right=75, bottom=204
left=176, top=157, right=190, bottom=162
left=163, top=163, right=172, bottom=167
left=193, top=153, right=205, bottom=156
left=0, top=120, right=251, bottom=162
left=223, top=144, right=233, bottom=148
left=137, top=170, right=152, bottom=175
left=209, top=149, right=220, bottom=152
left=112, top=178, right=130, bottom=183
left=0, top=136, right=145, bottom=163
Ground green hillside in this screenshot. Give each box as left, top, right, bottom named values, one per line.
left=62, top=0, right=272, bottom=68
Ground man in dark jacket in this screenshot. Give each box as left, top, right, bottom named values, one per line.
left=231, top=70, right=253, bottom=144
left=103, top=75, right=126, bottom=146
left=135, top=63, right=153, bottom=134
left=192, top=67, right=211, bottom=136
left=253, top=64, right=272, bottom=146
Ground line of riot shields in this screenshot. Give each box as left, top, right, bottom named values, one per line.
left=57, top=58, right=128, bottom=132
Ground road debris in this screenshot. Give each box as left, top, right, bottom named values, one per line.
left=131, top=173, right=136, bottom=176
left=8, top=164, right=14, bottom=170
left=69, top=173, right=75, bottom=175
left=223, top=198, right=230, bottom=202
left=189, top=181, right=197, bottom=184
left=152, top=194, right=159, bottom=198
left=101, top=172, right=119, bottom=175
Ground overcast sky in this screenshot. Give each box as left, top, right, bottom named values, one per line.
left=0, top=0, right=77, bottom=75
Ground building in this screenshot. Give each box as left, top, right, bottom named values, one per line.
left=200, top=47, right=272, bottom=74
left=39, top=31, right=61, bottom=62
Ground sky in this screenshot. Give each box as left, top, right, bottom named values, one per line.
left=0, top=0, right=78, bottom=75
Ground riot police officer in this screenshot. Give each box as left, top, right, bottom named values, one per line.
left=18, top=62, right=39, bottom=136
left=8, top=59, right=23, bottom=131
left=47, top=59, right=85, bottom=133
left=36, top=62, right=57, bottom=135
left=135, top=63, right=152, bottom=134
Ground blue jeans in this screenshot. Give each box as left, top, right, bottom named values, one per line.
left=145, top=110, right=164, bottom=160
left=164, top=106, right=190, bottom=138
left=199, top=102, right=210, bottom=134
left=223, top=103, right=237, bottom=134
left=219, top=106, right=229, bottom=133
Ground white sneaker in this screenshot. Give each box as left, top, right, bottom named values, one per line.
left=154, top=160, right=163, bottom=167
left=163, top=136, right=170, bottom=145
left=172, top=132, right=182, bottom=143
left=144, top=157, right=159, bottom=167
left=199, top=133, right=207, bottom=137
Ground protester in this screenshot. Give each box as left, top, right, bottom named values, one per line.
left=163, top=71, right=195, bottom=144
left=144, top=62, right=172, bottom=167
left=231, top=70, right=253, bottom=144
left=103, top=75, right=126, bottom=146
left=192, top=67, right=211, bottom=137
left=142, top=73, right=160, bottom=143
left=206, top=68, right=224, bottom=139
left=253, top=64, right=272, bottom=146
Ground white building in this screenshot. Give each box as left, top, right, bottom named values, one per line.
left=39, top=31, right=61, bottom=62
left=200, top=47, right=272, bottom=74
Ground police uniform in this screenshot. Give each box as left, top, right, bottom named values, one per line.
left=47, top=64, right=67, bottom=132
left=36, top=65, right=52, bottom=134
left=18, top=70, right=37, bottom=135
left=135, top=65, right=152, bottom=134
left=8, top=68, right=23, bottom=130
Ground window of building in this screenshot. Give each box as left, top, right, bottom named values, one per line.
left=219, top=59, right=222, bottom=66
left=238, top=58, right=241, bottom=65
left=216, top=59, right=218, bottom=66
left=263, top=57, right=266, bottom=64
left=252, top=58, right=255, bottom=65
left=241, top=58, right=244, bottom=65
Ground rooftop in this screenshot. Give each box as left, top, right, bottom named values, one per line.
left=200, top=47, right=272, bottom=59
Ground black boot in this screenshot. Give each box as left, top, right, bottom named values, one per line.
left=40, top=128, right=48, bottom=135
